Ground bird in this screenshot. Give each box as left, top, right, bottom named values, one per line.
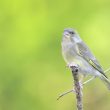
left=61, top=28, right=110, bottom=90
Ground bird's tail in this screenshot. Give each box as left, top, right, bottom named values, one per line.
left=100, top=74, right=110, bottom=90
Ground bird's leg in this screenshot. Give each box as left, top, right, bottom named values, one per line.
left=66, top=62, right=78, bottom=68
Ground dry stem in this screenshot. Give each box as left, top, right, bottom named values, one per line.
left=70, top=65, right=83, bottom=110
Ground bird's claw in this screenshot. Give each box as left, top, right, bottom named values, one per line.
left=66, top=62, right=78, bottom=68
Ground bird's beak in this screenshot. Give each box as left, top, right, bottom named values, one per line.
left=63, top=32, right=70, bottom=38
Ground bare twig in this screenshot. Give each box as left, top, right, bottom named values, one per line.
left=57, top=89, right=75, bottom=100
left=57, top=67, right=110, bottom=100
left=104, top=68, right=110, bottom=74
left=57, top=76, right=95, bottom=100
left=70, top=65, right=83, bottom=110
left=57, top=66, right=110, bottom=108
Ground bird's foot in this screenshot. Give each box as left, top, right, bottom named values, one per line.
left=66, top=62, right=78, bottom=68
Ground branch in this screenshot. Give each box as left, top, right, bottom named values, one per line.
left=70, top=65, right=83, bottom=110
left=57, top=89, right=75, bottom=100
left=57, top=65, right=110, bottom=108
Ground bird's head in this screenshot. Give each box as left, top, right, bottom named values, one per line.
left=63, top=28, right=81, bottom=43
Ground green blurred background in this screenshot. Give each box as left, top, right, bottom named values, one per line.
left=0, top=0, right=110, bottom=110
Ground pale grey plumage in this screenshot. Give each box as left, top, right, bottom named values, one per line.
left=61, top=28, right=110, bottom=90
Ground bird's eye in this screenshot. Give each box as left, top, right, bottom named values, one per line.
left=69, top=31, right=74, bottom=34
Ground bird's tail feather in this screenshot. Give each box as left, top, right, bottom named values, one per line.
left=100, top=74, right=110, bottom=90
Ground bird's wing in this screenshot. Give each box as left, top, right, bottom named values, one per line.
left=76, top=41, right=107, bottom=77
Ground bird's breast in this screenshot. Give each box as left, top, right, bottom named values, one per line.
left=62, top=42, right=89, bottom=67
left=62, top=42, right=78, bottom=63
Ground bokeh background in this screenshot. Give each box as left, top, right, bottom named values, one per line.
left=0, top=0, right=110, bottom=110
